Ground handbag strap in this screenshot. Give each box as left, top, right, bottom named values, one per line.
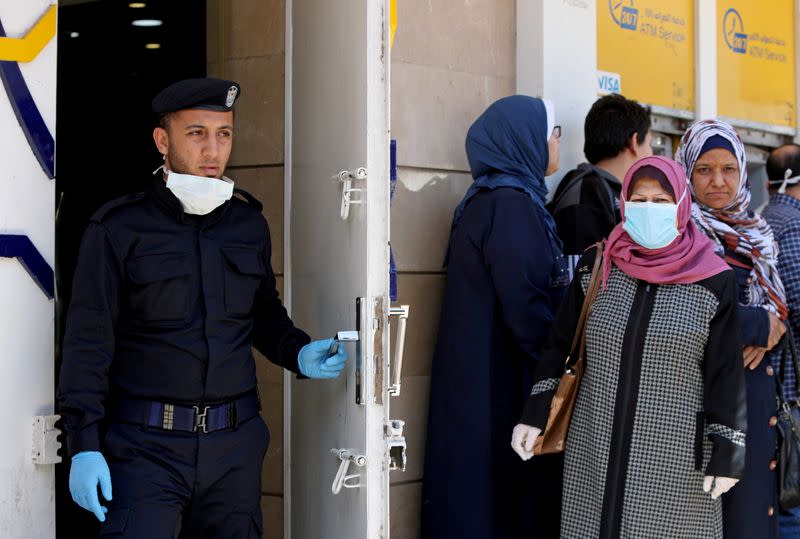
left=565, top=242, right=604, bottom=369
left=777, top=326, right=800, bottom=404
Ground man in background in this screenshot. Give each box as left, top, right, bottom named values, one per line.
left=548, top=93, right=652, bottom=269
left=762, top=143, right=800, bottom=538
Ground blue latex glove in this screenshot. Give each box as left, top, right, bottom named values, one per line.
left=69, top=451, right=112, bottom=522
left=298, top=338, right=349, bottom=379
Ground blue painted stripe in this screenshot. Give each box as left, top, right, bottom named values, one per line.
left=0, top=235, right=54, bottom=299
left=0, top=17, right=55, bottom=179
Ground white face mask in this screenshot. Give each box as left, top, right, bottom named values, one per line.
left=161, top=168, right=234, bottom=215
left=778, top=168, right=800, bottom=194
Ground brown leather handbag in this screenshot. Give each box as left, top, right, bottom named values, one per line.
left=534, top=242, right=604, bottom=455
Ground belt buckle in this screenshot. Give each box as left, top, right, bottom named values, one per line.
left=193, top=405, right=210, bottom=433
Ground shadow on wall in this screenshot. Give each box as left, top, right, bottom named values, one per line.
left=391, top=168, right=473, bottom=272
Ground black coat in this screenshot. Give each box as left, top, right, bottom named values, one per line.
left=548, top=163, right=622, bottom=257
left=57, top=178, right=309, bottom=456
left=421, top=187, right=566, bottom=539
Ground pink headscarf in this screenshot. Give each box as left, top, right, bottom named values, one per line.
left=602, top=155, right=730, bottom=287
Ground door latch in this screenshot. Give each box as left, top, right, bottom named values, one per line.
left=388, top=305, right=410, bottom=397
left=337, top=167, right=367, bottom=220
left=386, top=419, right=407, bottom=472
left=330, top=448, right=367, bottom=494
left=32, top=415, right=62, bottom=465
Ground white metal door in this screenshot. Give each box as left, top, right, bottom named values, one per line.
left=0, top=1, right=57, bottom=537
left=287, top=0, right=390, bottom=537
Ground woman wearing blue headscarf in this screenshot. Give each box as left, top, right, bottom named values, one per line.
left=421, top=96, right=568, bottom=539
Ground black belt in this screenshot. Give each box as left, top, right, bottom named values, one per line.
left=112, top=392, right=260, bottom=433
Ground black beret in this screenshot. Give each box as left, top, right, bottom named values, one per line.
left=152, top=78, right=241, bottom=115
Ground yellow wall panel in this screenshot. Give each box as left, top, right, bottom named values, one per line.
left=717, top=0, right=796, bottom=128
left=597, top=0, right=695, bottom=112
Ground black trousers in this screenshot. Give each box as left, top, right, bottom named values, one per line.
left=98, top=415, right=270, bottom=538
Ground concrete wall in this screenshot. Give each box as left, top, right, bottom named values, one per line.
left=207, top=2, right=286, bottom=537
left=389, top=2, right=516, bottom=538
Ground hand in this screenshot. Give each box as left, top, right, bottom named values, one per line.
left=703, top=475, right=739, bottom=499
left=767, top=312, right=787, bottom=350
left=511, top=424, right=541, bottom=461
left=298, top=338, right=349, bottom=379
left=743, top=346, right=767, bottom=370
left=69, top=451, right=112, bottom=522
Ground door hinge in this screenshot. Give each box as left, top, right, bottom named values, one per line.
left=386, top=419, right=407, bottom=472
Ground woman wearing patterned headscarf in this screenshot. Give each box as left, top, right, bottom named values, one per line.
left=512, top=156, right=746, bottom=538
left=676, top=119, right=788, bottom=539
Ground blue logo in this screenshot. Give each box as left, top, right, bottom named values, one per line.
left=598, top=71, right=621, bottom=94
left=609, top=0, right=638, bottom=31
left=0, top=16, right=55, bottom=179
left=723, top=8, right=747, bottom=54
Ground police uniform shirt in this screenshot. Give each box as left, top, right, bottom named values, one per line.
left=57, top=176, right=310, bottom=456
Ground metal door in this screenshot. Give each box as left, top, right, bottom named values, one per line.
left=287, top=0, right=390, bottom=536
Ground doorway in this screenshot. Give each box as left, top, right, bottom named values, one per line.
left=55, top=1, right=206, bottom=535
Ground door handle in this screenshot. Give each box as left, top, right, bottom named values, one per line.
left=388, top=305, right=410, bottom=397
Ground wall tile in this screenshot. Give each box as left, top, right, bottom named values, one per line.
left=226, top=0, right=285, bottom=60
left=392, top=273, right=445, bottom=378
left=261, top=494, right=284, bottom=538
left=393, top=0, right=515, bottom=79
left=390, top=482, right=422, bottom=539
left=392, top=62, right=514, bottom=171
left=225, top=55, right=285, bottom=167
left=260, top=380, right=284, bottom=495
left=391, top=167, right=472, bottom=273
left=230, top=166, right=285, bottom=274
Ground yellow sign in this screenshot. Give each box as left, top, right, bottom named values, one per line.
left=597, top=0, right=694, bottom=112
left=717, top=1, right=796, bottom=128
left=0, top=5, right=56, bottom=63
left=390, top=0, right=397, bottom=48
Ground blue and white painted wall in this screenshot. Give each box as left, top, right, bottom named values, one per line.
left=0, top=1, right=57, bottom=535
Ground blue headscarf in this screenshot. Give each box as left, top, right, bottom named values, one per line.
left=446, top=95, right=568, bottom=287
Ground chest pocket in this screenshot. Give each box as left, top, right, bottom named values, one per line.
left=222, top=247, right=265, bottom=315
left=126, top=252, right=192, bottom=323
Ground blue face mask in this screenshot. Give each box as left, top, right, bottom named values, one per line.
left=622, top=189, right=686, bottom=249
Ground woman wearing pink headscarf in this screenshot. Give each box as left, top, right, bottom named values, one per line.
left=511, top=156, right=746, bottom=538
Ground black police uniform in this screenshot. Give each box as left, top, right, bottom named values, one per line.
left=57, top=79, right=310, bottom=537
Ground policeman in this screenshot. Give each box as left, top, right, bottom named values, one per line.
left=57, top=78, right=348, bottom=537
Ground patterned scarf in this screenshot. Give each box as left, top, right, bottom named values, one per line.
left=675, top=119, right=787, bottom=319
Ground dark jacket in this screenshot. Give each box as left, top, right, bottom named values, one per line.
left=423, top=96, right=567, bottom=539
left=421, top=188, right=565, bottom=539
left=720, top=248, right=778, bottom=539
left=548, top=163, right=621, bottom=256
left=57, top=177, right=309, bottom=456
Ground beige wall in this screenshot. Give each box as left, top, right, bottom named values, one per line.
left=389, top=2, right=516, bottom=538
left=207, top=1, right=286, bottom=537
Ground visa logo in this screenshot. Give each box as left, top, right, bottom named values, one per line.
left=732, top=32, right=747, bottom=54
left=597, top=71, right=621, bottom=95
left=620, top=6, right=638, bottom=30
